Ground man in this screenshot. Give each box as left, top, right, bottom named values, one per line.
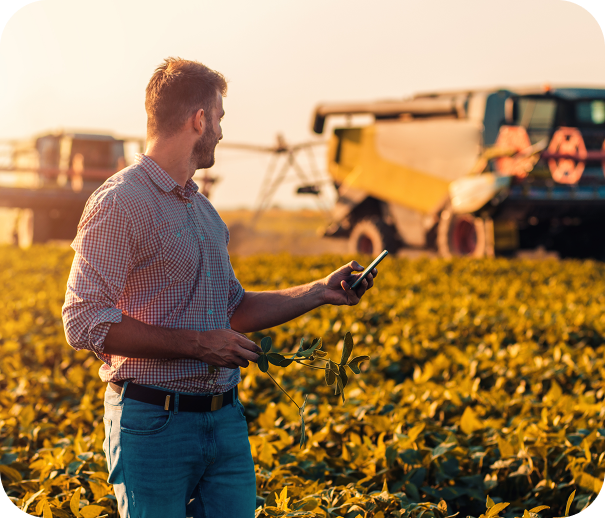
left=62, top=57, right=377, bottom=518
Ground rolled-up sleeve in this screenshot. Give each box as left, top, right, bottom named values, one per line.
left=62, top=190, right=137, bottom=362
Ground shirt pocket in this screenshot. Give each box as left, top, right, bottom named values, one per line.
left=159, top=226, right=200, bottom=282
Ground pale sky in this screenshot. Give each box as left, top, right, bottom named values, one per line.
left=1, top=0, right=605, bottom=210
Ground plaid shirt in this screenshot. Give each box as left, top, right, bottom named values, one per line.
left=62, top=154, right=245, bottom=394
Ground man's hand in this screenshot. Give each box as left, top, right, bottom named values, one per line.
left=104, top=315, right=262, bottom=368
left=320, top=261, right=378, bottom=306
left=195, top=329, right=262, bottom=369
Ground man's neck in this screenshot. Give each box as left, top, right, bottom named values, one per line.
left=145, top=137, right=195, bottom=188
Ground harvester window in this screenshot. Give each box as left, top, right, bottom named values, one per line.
left=575, top=100, right=605, bottom=125
left=515, top=98, right=556, bottom=131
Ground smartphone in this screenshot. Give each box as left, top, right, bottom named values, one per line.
left=350, top=250, right=388, bottom=290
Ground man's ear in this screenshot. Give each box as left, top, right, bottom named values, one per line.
left=193, top=108, right=205, bottom=135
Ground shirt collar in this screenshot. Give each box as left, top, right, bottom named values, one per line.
left=135, top=154, right=199, bottom=197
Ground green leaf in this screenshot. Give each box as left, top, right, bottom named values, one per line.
left=334, top=374, right=345, bottom=402
left=341, top=332, right=354, bottom=365
left=338, top=365, right=348, bottom=390
left=261, top=336, right=272, bottom=353
left=565, top=490, right=576, bottom=517
left=296, top=349, right=315, bottom=358
left=299, top=395, right=308, bottom=449
left=325, top=365, right=336, bottom=386
left=347, top=355, right=370, bottom=374
left=267, top=353, right=286, bottom=366
left=307, top=338, right=322, bottom=354
left=257, top=354, right=269, bottom=373
left=279, top=358, right=294, bottom=367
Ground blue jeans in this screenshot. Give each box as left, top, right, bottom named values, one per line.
left=102, top=383, right=256, bottom=518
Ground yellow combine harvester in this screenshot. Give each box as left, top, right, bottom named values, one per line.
left=312, top=86, right=605, bottom=258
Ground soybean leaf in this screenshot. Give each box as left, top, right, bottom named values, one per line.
left=279, top=358, right=294, bottom=367
left=487, top=502, right=509, bottom=516
left=70, top=487, right=82, bottom=517
left=334, top=374, right=345, bottom=402
left=261, top=336, right=272, bottom=353
left=307, top=338, right=322, bottom=354
left=257, top=354, right=269, bottom=373
left=528, top=506, right=550, bottom=513
left=338, top=365, right=348, bottom=390
left=486, top=496, right=495, bottom=508
left=297, top=349, right=315, bottom=358
left=314, top=350, right=328, bottom=358
left=267, top=353, right=286, bottom=366
left=565, top=490, right=576, bottom=517
left=299, top=395, right=309, bottom=449
left=328, top=359, right=339, bottom=373
left=341, top=332, right=354, bottom=365
left=325, top=365, right=336, bottom=386
left=348, top=355, right=370, bottom=374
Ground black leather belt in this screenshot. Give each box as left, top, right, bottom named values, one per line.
left=109, top=381, right=237, bottom=413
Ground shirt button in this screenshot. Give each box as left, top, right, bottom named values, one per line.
left=209, top=380, right=215, bottom=385
left=207, top=272, right=211, bottom=278
left=200, top=235, right=205, bottom=241
left=176, top=232, right=181, bottom=237
left=207, top=309, right=213, bottom=315
left=187, top=203, right=192, bottom=208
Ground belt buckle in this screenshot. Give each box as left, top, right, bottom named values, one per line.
left=210, top=393, right=223, bottom=412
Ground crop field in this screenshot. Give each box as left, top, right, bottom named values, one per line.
left=1, top=245, right=605, bottom=518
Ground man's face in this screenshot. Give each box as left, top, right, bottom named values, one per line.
left=192, top=92, right=224, bottom=170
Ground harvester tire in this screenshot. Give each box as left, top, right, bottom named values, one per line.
left=437, top=207, right=492, bottom=258
left=348, top=217, right=399, bottom=256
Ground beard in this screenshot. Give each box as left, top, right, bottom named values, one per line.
left=191, top=124, right=219, bottom=170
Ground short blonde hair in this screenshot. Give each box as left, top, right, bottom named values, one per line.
left=145, top=57, right=227, bottom=138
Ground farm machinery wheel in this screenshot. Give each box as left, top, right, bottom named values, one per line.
left=437, top=207, right=492, bottom=258
left=348, top=217, right=399, bottom=255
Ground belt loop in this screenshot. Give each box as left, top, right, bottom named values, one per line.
left=232, top=386, right=237, bottom=406
left=173, top=392, right=179, bottom=414
left=119, top=381, right=129, bottom=402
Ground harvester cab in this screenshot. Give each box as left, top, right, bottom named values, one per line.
left=312, top=87, right=605, bottom=259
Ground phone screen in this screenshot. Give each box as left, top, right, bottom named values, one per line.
left=350, top=250, right=388, bottom=289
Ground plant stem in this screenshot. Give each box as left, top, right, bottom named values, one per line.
left=266, top=371, right=300, bottom=409
left=296, top=362, right=325, bottom=371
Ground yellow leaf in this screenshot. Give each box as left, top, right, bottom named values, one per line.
left=487, top=502, right=509, bottom=516
left=407, top=423, right=425, bottom=443
left=497, top=436, right=515, bottom=458
left=576, top=472, right=603, bottom=494
left=0, top=464, right=23, bottom=483
left=523, top=510, right=530, bottom=518
left=43, top=502, right=53, bottom=518
left=528, top=506, right=550, bottom=513
left=80, top=505, right=107, bottom=518
left=461, top=406, right=483, bottom=435
left=565, top=490, right=576, bottom=516
left=70, top=487, right=82, bottom=517
left=486, top=495, right=495, bottom=508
